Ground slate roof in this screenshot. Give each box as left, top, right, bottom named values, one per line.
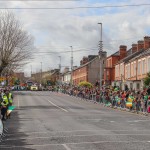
left=73, top=56, right=99, bottom=71
left=116, top=48, right=144, bottom=64
left=129, top=48, right=150, bottom=62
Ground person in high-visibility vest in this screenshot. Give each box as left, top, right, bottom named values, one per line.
left=1, top=93, right=9, bottom=121
left=8, top=91, right=13, bottom=106
left=6, top=91, right=13, bottom=119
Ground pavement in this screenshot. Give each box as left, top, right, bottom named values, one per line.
left=0, top=91, right=150, bottom=150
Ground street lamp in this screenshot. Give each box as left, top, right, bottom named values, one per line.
left=58, top=56, right=61, bottom=84
left=40, top=62, right=42, bottom=85
left=70, top=46, right=73, bottom=87
left=31, top=65, right=32, bottom=77
left=98, top=22, right=103, bottom=88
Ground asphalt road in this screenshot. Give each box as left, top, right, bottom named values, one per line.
left=1, top=91, right=150, bottom=150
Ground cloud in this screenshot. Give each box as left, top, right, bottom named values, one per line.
left=1, top=1, right=150, bottom=76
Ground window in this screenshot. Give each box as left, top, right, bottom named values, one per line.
left=134, top=62, right=136, bottom=76
left=137, top=83, right=140, bottom=90
left=138, top=61, right=141, bottom=75
left=142, top=59, right=145, bottom=74
left=120, top=64, right=124, bottom=77
left=109, top=59, right=111, bottom=67
left=125, top=65, right=128, bottom=79
left=107, top=60, right=109, bottom=67
left=128, top=64, right=130, bottom=78
left=148, top=58, right=150, bottom=72
left=115, top=65, right=118, bottom=77
left=131, top=63, right=133, bottom=77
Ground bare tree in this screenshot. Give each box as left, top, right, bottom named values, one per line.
left=0, top=11, right=34, bottom=75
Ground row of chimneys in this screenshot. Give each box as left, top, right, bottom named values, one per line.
left=80, top=36, right=150, bottom=65
left=119, top=36, right=150, bottom=59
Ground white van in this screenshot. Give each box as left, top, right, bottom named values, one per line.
left=30, top=85, right=38, bottom=91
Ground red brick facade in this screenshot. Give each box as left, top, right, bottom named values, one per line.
left=104, top=45, right=127, bottom=85
left=72, top=66, right=88, bottom=85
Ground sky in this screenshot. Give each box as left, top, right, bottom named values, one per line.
left=1, top=0, right=150, bottom=76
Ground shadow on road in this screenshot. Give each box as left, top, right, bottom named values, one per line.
left=0, top=111, right=36, bottom=150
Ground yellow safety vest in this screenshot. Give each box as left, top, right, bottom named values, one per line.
left=9, top=93, right=13, bottom=103
left=3, top=95, right=9, bottom=106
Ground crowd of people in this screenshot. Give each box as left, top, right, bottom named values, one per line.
left=0, top=88, right=13, bottom=121
left=56, top=85, right=150, bottom=114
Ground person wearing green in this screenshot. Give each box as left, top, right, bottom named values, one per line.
left=128, top=93, right=135, bottom=111
left=1, top=92, right=9, bottom=121
left=8, top=91, right=13, bottom=105
left=143, top=92, right=148, bottom=113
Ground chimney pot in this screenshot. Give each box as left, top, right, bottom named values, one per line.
left=144, top=36, right=150, bottom=49
left=137, top=40, right=144, bottom=51
left=132, top=44, right=137, bottom=53
left=119, top=45, right=127, bottom=60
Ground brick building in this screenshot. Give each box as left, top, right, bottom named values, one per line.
left=104, top=45, right=127, bottom=85
left=72, top=54, right=107, bottom=85
left=114, top=36, right=150, bottom=90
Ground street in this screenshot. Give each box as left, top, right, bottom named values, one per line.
left=1, top=91, right=150, bottom=150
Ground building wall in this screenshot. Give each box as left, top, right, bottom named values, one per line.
left=123, top=55, right=150, bottom=81
left=72, top=57, right=103, bottom=85
left=14, top=72, right=25, bottom=82
left=63, top=73, right=71, bottom=84
left=115, top=52, right=150, bottom=90
left=115, top=62, right=125, bottom=81
left=88, top=57, right=100, bottom=84
left=137, top=56, right=150, bottom=80
left=72, top=66, right=88, bottom=85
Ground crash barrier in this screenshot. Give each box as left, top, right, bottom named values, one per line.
left=59, top=90, right=150, bottom=114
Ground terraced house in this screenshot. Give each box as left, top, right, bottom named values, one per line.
left=104, top=45, right=127, bottom=85
left=114, top=36, right=150, bottom=90
left=72, top=54, right=107, bottom=85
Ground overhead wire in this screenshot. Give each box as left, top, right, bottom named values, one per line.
left=0, top=3, right=150, bottom=9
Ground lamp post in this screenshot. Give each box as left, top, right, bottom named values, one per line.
left=40, top=62, right=42, bottom=85
left=70, top=46, right=73, bottom=87
left=58, top=56, right=61, bottom=84
left=98, top=23, right=103, bottom=89
left=31, top=65, right=32, bottom=77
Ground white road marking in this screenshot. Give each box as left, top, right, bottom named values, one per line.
left=128, top=120, right=150, bottom=123
left=110, top=121, right=115, bottom=123
left=62, top=144, right=72, bottom=150
left=77, top=119, right=102, bottom=121
left=47, top=100, right=68, bottom=112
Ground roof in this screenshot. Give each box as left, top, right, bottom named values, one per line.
left=107, top=51, right=119, bottom=59
left=62, top=71, right=71, bottom=76
left=111, top=51, right=119, bottom=56
left=73, top=56, right=99, bottom=71
left=129, top=48, right=150, bottom=62
left=116, top=48, right=144, bottom=65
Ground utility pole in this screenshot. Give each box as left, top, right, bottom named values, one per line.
left=70, top=46, right=73, bottom=87
left=31, top=65, right=32, bottom=77
left=40, top=62, right=42, bottom=85
left=98, top=23, right=103, bottom=89
left=58, top=56, right=61, bottom=84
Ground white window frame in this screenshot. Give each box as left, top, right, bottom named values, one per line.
left=138, top=61, right=141, bottom=75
